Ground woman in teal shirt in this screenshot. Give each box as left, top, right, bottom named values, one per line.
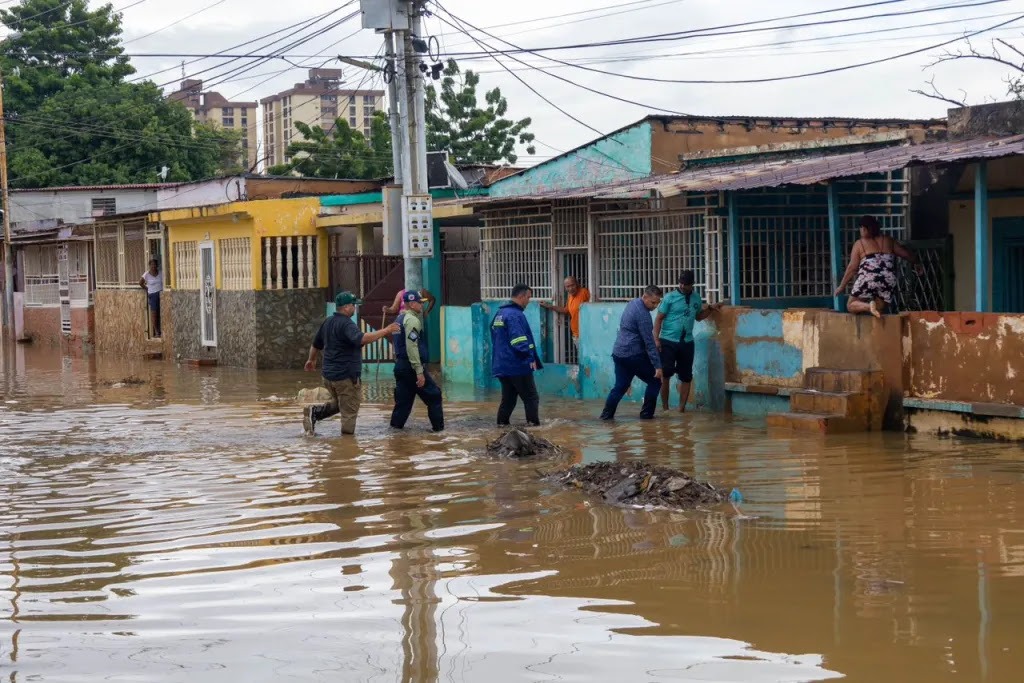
left=653, top=271, right=721, bottom=412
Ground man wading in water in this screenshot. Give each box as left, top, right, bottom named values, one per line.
left=303, top=291, right=399, bottom=436
left=654, top=271, right=721, bottom=412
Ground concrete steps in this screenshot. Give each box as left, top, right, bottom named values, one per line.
left=767, top=367, right=885, bottom=434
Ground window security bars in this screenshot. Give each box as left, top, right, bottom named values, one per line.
left=262, top=236, right=318, bottom=290
left=219, top=238, right=252, bottom=291
left=480, top=206, right=553, bottom=301
left=174, top=241, right=200, bottom=290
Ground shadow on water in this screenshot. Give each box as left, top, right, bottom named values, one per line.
left=2, top=342, right=1024, bottom=681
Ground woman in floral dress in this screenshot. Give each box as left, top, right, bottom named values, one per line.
left=835, top=215, right=922, bottom=318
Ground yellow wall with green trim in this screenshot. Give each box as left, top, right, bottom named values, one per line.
left=165, top=198, right=328, bottom=290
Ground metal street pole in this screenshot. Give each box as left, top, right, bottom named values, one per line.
left=399, top=0, right=424, bottom=292
left=0, top=67, right=14, bottom=336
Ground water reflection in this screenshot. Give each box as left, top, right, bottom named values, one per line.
left=2, top=341, right=1024, bottom=681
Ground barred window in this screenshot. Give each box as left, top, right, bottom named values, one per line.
left=22, top=245, right=59, bottom=307
left=174, top=241, right=199, bottom=290
left=91, top=197, right=117, bottom=217
left=219, top=237, right=252, bottom=290
left=261, top=236, right=318, bottom=290
left=479, top=206, right=553, bottom=301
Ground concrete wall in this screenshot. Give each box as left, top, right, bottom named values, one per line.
left=908, top=312, right=1024, bottom=405
left=22, top=305, right=93, bottom=350
left=649, top=118, right=941, bottom=175
left=949, top=196, right=1024, bottom=311
left=488, top=123, right=653, bottom=197
left=10, top=189, right=159, bottom=226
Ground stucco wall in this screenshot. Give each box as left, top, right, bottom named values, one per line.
left=488, top=123, right=653, bottom=197
left=22, top=305, right=93, bottom=350
left=949, top=196, right=1024, bottom=311
left=649, top=119, right=939, bottom=175
left=10, top=188, right=159, bottom=226
left=908, top=312, right=1024, bottom=405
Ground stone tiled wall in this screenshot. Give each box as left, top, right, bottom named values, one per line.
left=171, top=290, right=257, bottom=368
left=255, top=289, right=327, bottom=369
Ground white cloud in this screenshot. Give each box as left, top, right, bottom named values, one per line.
left=112, top=0, right=1024, bottom=164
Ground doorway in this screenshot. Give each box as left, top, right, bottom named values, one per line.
left=199, top=241, right=217, bottom=347
left=555, top=250, right=588, bottom=365
left=993, top=218, right=1024, bottom=313
left=146, top=236, right=165, bottom=339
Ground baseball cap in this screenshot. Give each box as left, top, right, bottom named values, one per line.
left=334, top=291, right=363, bottom=307
left=403, top=290, right=423, bottom=304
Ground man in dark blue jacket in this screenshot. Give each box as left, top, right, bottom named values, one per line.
left=491, top=284, right=542, bottom=426
left=600, top=285, right=664, bottom=421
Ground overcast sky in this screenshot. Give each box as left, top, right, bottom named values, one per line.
left=113, top=0, right=1024, bottom=163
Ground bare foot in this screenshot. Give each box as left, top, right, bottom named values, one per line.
left=870, top=299, right=882, bottom=319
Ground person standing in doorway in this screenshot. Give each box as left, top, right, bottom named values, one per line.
left=600, top=285, right=664, bottom=421
left=390, top=291, right=444, bottom=432
left=491, top=284, right=543, bottom=426
left=540, top=276, right=590, bottom=352
left=654, top=271, right=721, bottom=413
left=139, top=259, right=163, bottom=338
left=303, top=291, right=400, bottom=436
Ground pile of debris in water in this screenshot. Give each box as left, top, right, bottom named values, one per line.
left=549, top=461, right=729, bottom=509
left=486, top=428, right=563, bottom=459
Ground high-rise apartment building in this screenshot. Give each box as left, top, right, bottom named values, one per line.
left=260, top=68, right=384, bottom=169
left=170, top=79, right=259, bottom=170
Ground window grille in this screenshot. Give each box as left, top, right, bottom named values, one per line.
left=219, top=238, right=252, bottom=290
left=23, top=245, right=59, bottom=307
left=174, top=241, right=200, bottom=290
left=552, top=199, right=588, bottom=249
left=740, top=215, right=831, bottom=299
left=94, top=223, right=120, bottom=288
left=261, top=236, right=318, bottom=290
left=123, top=219, right=147, bottom=283
left=596, top=210, right=706, bottom=301
left=91, top=197, right=117, bottom=217
left=69, top=242, right=90, bottom=306
left=479, top=206, right=553, bottom=300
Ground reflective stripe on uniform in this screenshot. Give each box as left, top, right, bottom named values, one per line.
left=510, top=336, right=528, bottom=345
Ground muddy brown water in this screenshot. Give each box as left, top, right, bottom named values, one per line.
left=2, top=344, right=1024, bottom=682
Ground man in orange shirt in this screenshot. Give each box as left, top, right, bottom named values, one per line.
left=541, top=276, right=591, bottom=350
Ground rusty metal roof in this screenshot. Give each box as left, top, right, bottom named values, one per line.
left=469, top=135, right=1024, bottom=205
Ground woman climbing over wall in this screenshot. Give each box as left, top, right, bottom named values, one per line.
left=835, top=215, right=922, bottom=318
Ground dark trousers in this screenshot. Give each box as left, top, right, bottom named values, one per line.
left=497, top=375, right=540, bottom=426
left=601, top=354, right=662, bottom=420
left=390, top=361, right=444, bottom=431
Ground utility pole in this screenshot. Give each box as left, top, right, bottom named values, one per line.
left=363, top=0, right=431, bottom=293
left=1, top=67, right=14, bottom=336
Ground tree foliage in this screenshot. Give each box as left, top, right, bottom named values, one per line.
left=270, top=112, right=393, bottom=179
left=426, top=59, right=535, bottom=165
left=0, top=0, right=245, bottom=188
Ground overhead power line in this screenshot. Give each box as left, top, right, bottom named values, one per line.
left=123, top=0, right=230, bottom=45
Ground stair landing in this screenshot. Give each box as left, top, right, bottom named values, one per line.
left=767, top=368, right=884, bottom=434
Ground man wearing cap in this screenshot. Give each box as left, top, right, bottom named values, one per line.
left=653, top=270, right=722, bottom=412
left=390, top=290, right=444, bottom=432
left=303, top=291, right=400, bottom=436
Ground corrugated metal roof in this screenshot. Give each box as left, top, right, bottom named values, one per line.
left=10, top=183, right=181, bottom=193
left=469, top=135, right=1024, bottom=205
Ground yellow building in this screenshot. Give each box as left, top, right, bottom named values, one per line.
left=170, top=79, right=259, bottom=170
left=151, top=198, right=329, bottom=368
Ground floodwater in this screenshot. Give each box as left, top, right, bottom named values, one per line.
left=2, top=345, right=1024, bottom=683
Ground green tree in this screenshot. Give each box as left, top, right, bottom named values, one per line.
left=0, top=0, right=245, bottom=186
left=425, top=59, right=535, bottom=165
left=0, top=0, right=133, bottom=116
left=271, top=112, right=393, bottom=179
left=8, top=81, right=242, bottom=188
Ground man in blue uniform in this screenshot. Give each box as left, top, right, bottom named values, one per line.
left=654, top=270, right=721, bottom=412
left=390, top=290, right=444, bottom=432
left=491, top=284, right=543, bottom=426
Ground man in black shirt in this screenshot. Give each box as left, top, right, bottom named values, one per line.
left=303, top=291, right=399, bottom=436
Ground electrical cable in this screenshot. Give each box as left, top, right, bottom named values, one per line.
left=123, top=0, right=230, bottom=45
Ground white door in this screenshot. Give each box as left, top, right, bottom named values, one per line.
left=199, top=241, right=217, bottom=347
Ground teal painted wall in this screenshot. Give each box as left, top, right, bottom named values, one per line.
left=734, top=309, right=802, bottom=384
left=488, top=123, right=654, bottom=198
